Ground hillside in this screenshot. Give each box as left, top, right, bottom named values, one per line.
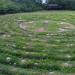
left=0, top=0, right=43, bottom=14
left=0, top=11, right=75, bottom=75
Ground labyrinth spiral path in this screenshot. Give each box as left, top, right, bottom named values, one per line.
left=0, top=11, right=75, bottom=75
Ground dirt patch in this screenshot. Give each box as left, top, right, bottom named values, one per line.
left=58, top=28, right=67, bottom=32
left=58, top=22, right=75, bottom=32
left=35, top=28, right=46, bottom=32
left=43, top=20, right=49, bottom=25
left=19, top=24, right=28, bottom=30
left=60, top=22, right=75, bottom=30
left=17, top=20, right=35, bottom=30
left=27, top=21, right=35, bottom=24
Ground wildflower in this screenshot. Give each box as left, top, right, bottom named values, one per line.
left=61, top=63, right=72, bottom=67
left=21, top=59, right=27, bottom=64
left=65, top=54, right=71, bottom=58
left=12, top=44, right=16, bottom=47
left=34, top=63, right=38, bottom=66
left=49, top=72, right=55, bottom=75
left=14, top=63, right=16, bottom=65
left=66, top=44, right=74, bottom=47
left=2, top=34, right=11, bottom=38
left=50, top=33, right=54, bottom=35
left=6, top=57, right=11, bottom=62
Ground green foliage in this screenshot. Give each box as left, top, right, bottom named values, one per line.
left=48, top=0, right=75, bottom=10
left=0, top=0, right=75, bottom=13
left=0, top=0, right=43, bottom=14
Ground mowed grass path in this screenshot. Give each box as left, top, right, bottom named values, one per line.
left=0, top=11, right=75, bottom=75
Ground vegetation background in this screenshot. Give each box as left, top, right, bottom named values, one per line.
left=0, top=0, right=75, bottom=14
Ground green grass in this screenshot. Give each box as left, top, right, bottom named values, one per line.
left=0, top=11, right=75, bottom=75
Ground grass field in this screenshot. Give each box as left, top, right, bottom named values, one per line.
left=0, top=11, right=75, bottom=75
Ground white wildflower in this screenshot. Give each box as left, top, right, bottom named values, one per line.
left=34, top=63, right=38, bottom=65
left=12, top=44, right=16, bottom=47
left=49, top=72, right=55, bottom=75
left=67, top=44, right=74, bottom=47
left=2, top=34, right=11, bottom=38
left=21, top=59, right=27, bottom=64
left=65, top=54, right=71, bottom=58
left=14, top=63, right=16, bottom=65
left=6, top=57, right=11, bottom=61
left=61, top=63, right=72, bottom=67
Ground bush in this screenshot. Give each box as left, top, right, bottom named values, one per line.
left=0, top=0, right=43, bottom=14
